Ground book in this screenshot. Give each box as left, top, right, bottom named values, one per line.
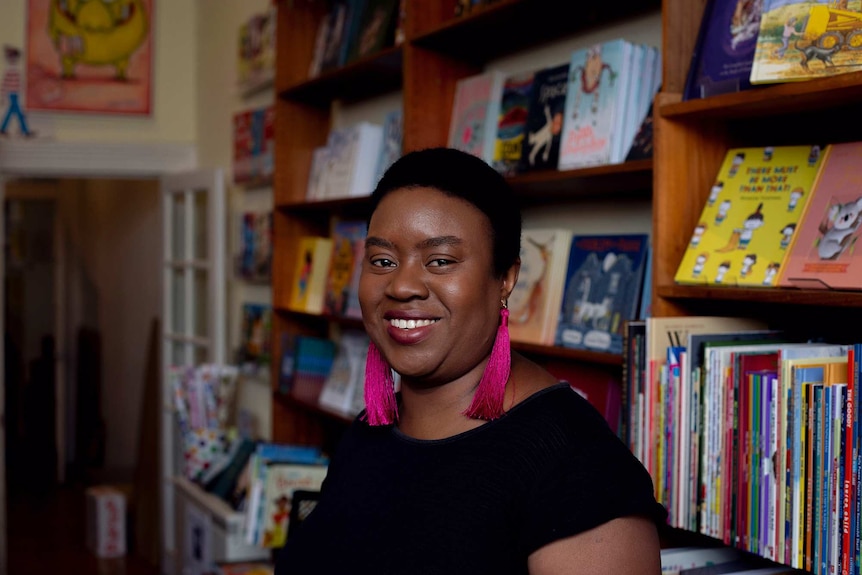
left=258, top=462, right=328, bottom=548
left=318, top=330, right=369, bottom=415
left=661, top=546, right=744, bottom=574
left=318, top=0, right=352, bottom=73
left=778, top=141, right=862, bottom=290
left=237, top=211, right=272, bottom=282
left=238, top=303, right=273, bottom=368
left=237, top=7, right=276, bottom=96
left=507, top=228, right=572, bottom=346
left=447, top=70, right=507, bottom=165
left=345, top=0, right=399, bottom=63
left=682, top=0, right=762, bottom=101
left=233, top=106, right=274, bottom=187
left=749, top=0, right=862, bottom=85
left=287, top=236, right=334, bottom=315
left=321, top=122, right=384, bottom=200
left=558, top=38, right=635, bottom=169
left=292, top=335, right=337, bottom=397
left=491, top=70, right=534, bottom=176
left=374, top=108, right=403, bottom=184
left=555, top=233, right=649, bottom=355
left=674, top=144, right=826, bottom=287
left=517, top=62, right=568, bottom=173
left=323, top=220, right=368, bottom=317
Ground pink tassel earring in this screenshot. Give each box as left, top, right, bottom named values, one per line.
left=463, top=301, right=511, bottom=420
left=363, top=341, right=398, bottom=426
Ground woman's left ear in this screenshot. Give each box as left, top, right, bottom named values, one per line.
left=501, top=259, right=520, bottom=301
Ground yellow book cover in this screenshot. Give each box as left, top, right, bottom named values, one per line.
left=674, top=144, right=826, bottom=287
left=288, top=236, right=334, bottom=315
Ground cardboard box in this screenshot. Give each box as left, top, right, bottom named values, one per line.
left=85, top=485, right=127, bottom=558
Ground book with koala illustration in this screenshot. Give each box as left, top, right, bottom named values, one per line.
left=674, top=144, right=825, bottom=288
left=517, top=63, right=568, bottom=174
left=555, top=233, right=649, bottom=356
left=779, top=141, right=862, bottom=290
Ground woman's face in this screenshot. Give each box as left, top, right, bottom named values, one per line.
left=360, top=186, right=516, bottom=387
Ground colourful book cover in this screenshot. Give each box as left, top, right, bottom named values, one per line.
left=674, top=144, right=825, bottom=288
left=750, top=0, right=862, bottom=85
left=518, top=62, right=568, bottom=173
left=778, top=142, right=862, bottom=290
left=239, top=303, right=273, bottom=367
left=492, top=71, right=534, bottom=176
left=259, top=462, right=328, bottom=548
left=447, top=70, right=506, bottom=165
left=555, top=233, right=649, bottom=355
left=233, top=106, right=275, bottom=187
left=288, top=236, right=334, bottom=315
left=559, top=38, right=633, bottom=169
left=324, top=220, right=368, bottom=316
left=507, top=228, right=572, bottom=346
left=682, top=0, right=762, bottom=100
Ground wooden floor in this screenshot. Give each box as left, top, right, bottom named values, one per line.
left=7, top=484, right=161, bottom=575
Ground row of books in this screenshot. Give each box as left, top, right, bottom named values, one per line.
left=685, top=0, right=862, bottom=101
left=674, top=142, right=862, bottom=291
left=305, top=110, right=403, bottom=202
left=624, top=315, right=862, bottom=574
left=511, top=230, right=650, bottom=355
left=308, top=0, right=403, bottom=78
left=447, top=37, right=661, bottom=176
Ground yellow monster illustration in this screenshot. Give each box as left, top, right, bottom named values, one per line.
left=48, top=0, right=149, bottom=80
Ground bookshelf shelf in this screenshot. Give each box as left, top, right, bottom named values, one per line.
left=275, top=389, right=354, bottom=426
left=657, top=284, right=862, bottom=308
left=512, top=342, right=623, bottom=366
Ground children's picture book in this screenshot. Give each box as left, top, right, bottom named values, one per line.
left=345, top=0, right=400, bottom=63
left=319, top=330, right=369, bottom=415
left=233, top=106, right=275, bottom=187
left=322, top=122, right=384, bottom=199
left=279, top=334, right=337, bottom=396
left=492, top=71, right=534, bottom=176
left=238, top=303, right=273, bottom=368
left=559, top=38, right=634, bottom=169
left=237, top=6, right=276, bottom=96
left=259, top=462, right=328, bottom=548
left=682, top=0, right=762, bottom=100
left=624, top=98, right=655, bottom=162
left=323, top=220, right=368, bottom=317
left=674, top=144, right=826, bottom=287
left=507, top=228, right=572, bottom=346
left=447, top=70, right=506, bottom=165
left=287, top=236, right=334, bottom=315
left=518, top=62, right=568, bottom=174
left=750, top=0, right=862, bottom=85
left=318, top=0, right=352, bottom=74
left=779, top=141, right=862, bottom=290
left=555, top=233, right=649, bottom=355
left=237, top=211, right=272, bottom=282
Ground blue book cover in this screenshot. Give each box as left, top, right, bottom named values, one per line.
left=683, top=0, right=763, bottom=101
left=555, top=233, right=649, bottom=355
left=492, top=71, right=534, bottom=176
left=517, top=62, right=568, bottom=173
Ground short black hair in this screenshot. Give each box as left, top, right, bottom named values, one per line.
left=369, top=147, right=522, bottom=278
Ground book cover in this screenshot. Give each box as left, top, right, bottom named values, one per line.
left=750, top=0, right=862, bottom=85
left=492, top=71, right=534, bottom=176
left=238, top=303, right=273, bottom=368
left=318, top=0, right=351, bottom=73
left=292, top=335, right=337, bottom=399
left=555, top=233, right=649, bottom=355
left=259, top=462, right=328, bottom=548
left=287, top=236, right=334, bottom=315
left=559, top=38, right=634, bottom=169
left=374, top=108, right=403, bottom=184
left=674, top=144, right=826, bottom=287
left=324, top=220, right=368, bottom=317
left=682, top=0, right=762, bottom=101
left=237, top=211, right=272, bottom=282
left=518, top=62, right=568, bottom=173
left=217, top=562, right=274, bottom=575
left=778, top=142, right=862, bottom=290
left=237, top=7, right=276, bottom=96
left=318, top=330, right=369, bottom=415
left=507, top=228, right=572, bottom=346
left=233, top=106, right=274, bottom=187
left=447, top=70, right=507, bottom=165
left=346, top=0, right=399, bottom=63
left=322, top=122, right=384, bottom=200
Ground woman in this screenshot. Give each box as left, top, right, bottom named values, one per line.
left=277, top=147, right=666, bottom=574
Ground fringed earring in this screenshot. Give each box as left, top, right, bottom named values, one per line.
left=363, top=341, right=398, bottom=426
left=463, top=300, right=511, bottom=421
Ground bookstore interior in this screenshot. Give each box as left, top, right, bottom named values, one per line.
left=12, top=0, right=862, bottom=573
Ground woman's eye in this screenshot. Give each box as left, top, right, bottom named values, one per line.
left=370, top=257, right=395, bottom=268
left=427, top=258, right=454, bottom=267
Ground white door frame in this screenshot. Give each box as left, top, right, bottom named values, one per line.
left=0, top=138, right=198, bottom=575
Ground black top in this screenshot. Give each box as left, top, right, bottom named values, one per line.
left=276, top=383, right=667, bottom=575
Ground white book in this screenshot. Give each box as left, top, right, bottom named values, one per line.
left=319, top=330, right=369, bottom=415
left=661, top=546, right=743, bottom=574
left=322, top=121, right=384, bottom=200
left=306, top=145, right=330, bottom=201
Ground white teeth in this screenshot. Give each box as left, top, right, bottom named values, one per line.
left=390, top=318, right=437, bottom=330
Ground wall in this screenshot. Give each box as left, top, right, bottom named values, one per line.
left=195, top=0, right=274, bottom=440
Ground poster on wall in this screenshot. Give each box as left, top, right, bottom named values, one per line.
left=25, top=0, right=154, bottom=115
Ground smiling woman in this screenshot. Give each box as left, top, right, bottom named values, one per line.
left=275, top=147, right=667, bottom=575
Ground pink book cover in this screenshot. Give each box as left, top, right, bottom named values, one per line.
left=779, top=142, right=862, bottom=290
left=447, top=70, right=505, bottom=164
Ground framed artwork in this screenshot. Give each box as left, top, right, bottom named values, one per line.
left=25, top=0, right=154, bottom=115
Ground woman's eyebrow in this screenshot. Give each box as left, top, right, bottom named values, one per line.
left=365, top=236, right=393, bottom=249
left=365, top=235, right=462, bottom=249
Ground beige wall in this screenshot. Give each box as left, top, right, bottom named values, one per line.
left=0, top=0, right=197, bottom=143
